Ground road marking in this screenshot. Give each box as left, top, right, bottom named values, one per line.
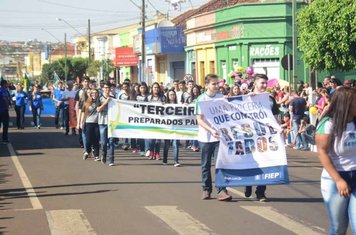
left=227, top=187, right=246, bottom=198
left=46, top=210, right=96, bottom=235
left=240, top=206, right=324, bottom=235
left=7, top=143, right=43, bottom=210
left=145, top=206, right=215, bottom=235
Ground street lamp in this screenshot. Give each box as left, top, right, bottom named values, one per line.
left=56, top=17, right=91, bottom=64
left=56, top=18, right=83, bottom=35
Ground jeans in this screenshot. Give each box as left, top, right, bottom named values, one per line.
left=200, top=141, right=226, bottom=193
left=55, top=105, right=64, bottom=128
left=15, top=105, right=25, bottom=128
left=63, top=105, right=69, bottom=134
left=292, top=119, right=302, bottom=148
left=301, top=133, right=315, bottom=149
left=0, top=111, right=9, bottom=141
left=145, top=139, right=151, bottom=152
left=31, top=106, right=41, bottom=127
left=163, top=140, right=179, bottom=163
left=81, top=128, right=87, bottom=150
left=108, top=137, right=118, bottom=164
left=84, top=122, right=99, bottom=157
left=191, top=140, right=199, bottom=149
left=150, top=139, right=161, bottom=154
left=137, top=139, right=145, bottom=152
left=99, top=124, right=108, bottom=159
left=321, top=169, right=356, bottom=235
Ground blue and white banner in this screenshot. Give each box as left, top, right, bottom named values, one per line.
left=199, top=93, right=289, bottom=187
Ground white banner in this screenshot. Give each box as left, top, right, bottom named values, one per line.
left=198, top=93, right=289, bottom=187
left=108, top=100, right=198, bottom=140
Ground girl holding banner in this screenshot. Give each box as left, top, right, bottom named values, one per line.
left=147, top=82, right=167, bottom=160
left=163, top=89, right=181, bottom=167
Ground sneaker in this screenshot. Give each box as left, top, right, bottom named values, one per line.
left=186, top=145, right=192, bottom=149
left=162, top=162, right=168, bottom=166
left=173, top=162, right=181, bottom=167
left=83, top=152, right=89, bottom=160
left=94, top=156, right=101, bottom=161
left=155, top=153, right=160, bottom=160
left=256, top=193, right=268, bottom=202
left=132, top=149, right=138, bottom=153
left=101, top=158, right=106, bottom=164
left=201, top=190, right=211, bottom=200
left=149, top=153, right=154, bottom=160
left=217, top=191, right=232, bottom=201
left=37, top=126, right=41, bottom=129
left=60, top=127, right=64, bottom=130
left=145, top=150, right=151, bottom=157
left=109, top=163, right=115, bottom=166
left=244, top=186, right=252, bottom=198
left=2, top=140, right=10, bottom=144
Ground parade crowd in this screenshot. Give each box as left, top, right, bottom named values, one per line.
left=0, top=71, right=355, bottom=234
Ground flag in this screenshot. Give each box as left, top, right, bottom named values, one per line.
left=23, top=73, right=31, bottom=93
left=53, top=71, right=61, bottom=89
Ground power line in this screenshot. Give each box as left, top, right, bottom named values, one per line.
left=38, top=0, right=141, bottom=14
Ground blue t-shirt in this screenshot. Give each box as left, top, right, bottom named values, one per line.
left=0, top=87, right=10, bottom=111
left=30, top=92, right=42, bottom=108
left=53, top=89, right=64, bottom=106
left=16, top=91, right=27, bottom=106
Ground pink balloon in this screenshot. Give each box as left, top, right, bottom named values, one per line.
left=245, top=66, right=254, bottom=75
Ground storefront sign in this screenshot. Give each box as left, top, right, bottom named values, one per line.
left=249, top=45, right=281, bottom=58
left=114, top=47, right=138, bottom=66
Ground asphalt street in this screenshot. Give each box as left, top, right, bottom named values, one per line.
left=0, top=115, right=352, bottom=235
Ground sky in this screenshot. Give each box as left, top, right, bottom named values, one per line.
left=0, top=0, right=208, bottom=42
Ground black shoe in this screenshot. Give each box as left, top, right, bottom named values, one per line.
left=256, top=193, right=268, bottom=202
left=244, top=186, right=252, bottom=198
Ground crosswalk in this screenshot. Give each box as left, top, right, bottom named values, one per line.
left=42, top=203, right=325, bottom=235
left=4, top=143, right=327, bottom=235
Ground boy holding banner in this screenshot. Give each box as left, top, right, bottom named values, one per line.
left=244, top=74, right=280, bottom=202
left=196, top=74, right=232, bottom=201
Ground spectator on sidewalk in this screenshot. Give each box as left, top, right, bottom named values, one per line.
left=289, top=91, right=307, bottom=150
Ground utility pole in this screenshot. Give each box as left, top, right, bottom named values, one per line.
left=64, top=33, right=68, bottom=83
left=141, top=0, right=146, bottom=82
left=88, top=19, right=91, bottom=65
left=292, top=0, right=297, bottom=90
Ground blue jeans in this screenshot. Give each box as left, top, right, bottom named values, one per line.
left=145, top=139, right=151, bottom=152
left=292, top=119, right=302, bottom=148
left=55, top=105, right=64, bottom=127
left=200, top=141, right=226, bottom=193
left=150, top=139, right=161, bottom=154
left=108, top=137, right=118, bottom=164
left=321, top=169, right=356, bottom=235
left=301, top=133, right=315, bottom=149
left=99, top=124, right=108, bottom=159
left=163, top=140, right=179, bottom=163
left=81, top=127, right=87, bottom=151
left=31, top=106, right=41, bottom=127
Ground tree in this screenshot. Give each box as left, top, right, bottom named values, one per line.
left=297, top=0, right=356, bottom=71
left=41, top=57, right=88, bottom=82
